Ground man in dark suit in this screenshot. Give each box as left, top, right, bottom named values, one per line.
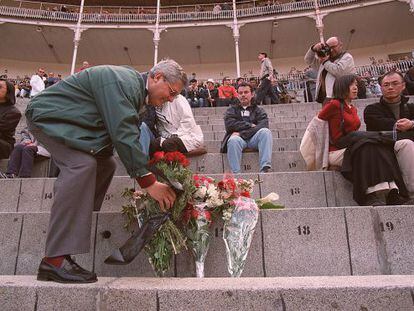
left=364, top=71, right=414, bottom=198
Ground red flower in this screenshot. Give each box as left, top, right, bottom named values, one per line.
left=240, top=191, right=251, bottom=198
left=204, top=211, right=212, bottom=221
left=162, top=151, right=190, bottom=167
left=182, top=203, right=194, bottom=223
left=191, top=209, right=199, bottom=219
left=149, top=151, right=165, bottom=165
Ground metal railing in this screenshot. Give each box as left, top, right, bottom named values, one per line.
left=0, top=0, right=365, bottom=24
left=356, top=59, right=414, bottom=77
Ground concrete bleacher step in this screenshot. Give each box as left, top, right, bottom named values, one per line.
left=0, top=150, right=309, bottom=178
left=112, top=151, right=308, bottom=176
left=204, top=137, right=301, bottom=153
left=1, top=205, right=414, bottom=277
left=1, top=275, right=414, bottom=310
left=0, top=171, right=359, bottom=213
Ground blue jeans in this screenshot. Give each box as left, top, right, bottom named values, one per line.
left=226, top=128, right=273, bottom=173
left=187, top=98, right=206, bottom=108
left=139, top=122, right=155, bottom=156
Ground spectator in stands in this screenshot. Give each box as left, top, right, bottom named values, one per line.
left=18, top=79, right=31, bottom=98
left=255, top=52, right=279, bottom=105
left=364, top=71, right=414, bottom=198
left=217, top=77, right=238, bottom=106
left=25, top=60, right=186, bottom=284
left=305, top=37, right=355, bottom=104
left=213, top=3, right=222, bottom=13
left=221, top=2, right=232, bottom=10
left=356, top=76, right=367, bottom=99
left=30, top=68, right=45, bottom=98
left=0, top=127, right=50, bottom=178
left=304, top=66, right=317, bottom=102
left=45, top=72, right=59, bottom=88
left=368, top=79, right=382, bottom=96
left=0, top=79, right=21, bottom=159
left=319, top=74, right=410, bottom=206
left=271, top=78, right=289, bottom=104
left=249, top=77, right=258, bottom=96
left=404, top=67, right=414, bottom=95
left=186, top=78, right=205, bottom=108
left=139, top=94, right=204, bottom=156
left=221, top=82, right=272, bottom=173
left=205, top=78, right=219, bottom=107
left=235, top=77, right=245, bottom=89
left=77, top=61, right=91, bottom=72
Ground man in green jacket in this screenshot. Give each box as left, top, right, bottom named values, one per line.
left=26, top=59, right=187, bottom=283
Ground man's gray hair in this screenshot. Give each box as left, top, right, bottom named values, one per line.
left=150, top=59, right=188, bottom=86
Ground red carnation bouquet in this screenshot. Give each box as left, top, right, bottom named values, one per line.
left=121, top=151, right=195, bottom=276
left=119, top=152, right=283, bottom=277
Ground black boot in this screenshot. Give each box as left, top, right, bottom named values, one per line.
left=386, top=189, right=414, bottom=205
left=362, top=193, right=386, bottom=206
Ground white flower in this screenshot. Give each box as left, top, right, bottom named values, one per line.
left=194, top=186, right=208, bottom=200
left=222, top=209, right=233, bottom=222
left=258, top=192, right=280, bottom=204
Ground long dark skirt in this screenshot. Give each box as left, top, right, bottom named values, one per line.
left=341, top=142, right=407, bottom=205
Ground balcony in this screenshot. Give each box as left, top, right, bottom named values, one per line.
left=0, top=0, right=366, bottom=25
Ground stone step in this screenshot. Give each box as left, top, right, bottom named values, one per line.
left=1, top=150, right=309, bottom=178
left=203, top=124, right=366, bottom=140
left=195, top=115, right=311, bottom=124
left=190, top=98, right=389, bottom=116
left=199, top=121, right=312, bottom=132
left=1, top=206, right=413, bottom=277
left=187, top=151, right=307, bottom=175
left=0, top=171, right=358, bottom=214
left=2, top=275, right=414, bottom=310
left=203, top=138, right=301, bottom=153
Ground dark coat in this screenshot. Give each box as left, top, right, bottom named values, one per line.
left=338, top=131, right=408, bottom=204
left=364, top=96, right=414, bottom=140
left=220, top=102, right=269, bottom=153
left=404, top=72, right=414, bottom=95
left=0, top=80, right=22, bottom=158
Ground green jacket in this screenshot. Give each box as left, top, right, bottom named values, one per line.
left=26, top=65, right=149, bottom=178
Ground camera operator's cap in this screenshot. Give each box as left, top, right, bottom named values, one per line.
left=207, top=78, right=214, bottom=83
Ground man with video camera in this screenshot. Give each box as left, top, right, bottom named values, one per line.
left=305, top=37, right=355, bottom=104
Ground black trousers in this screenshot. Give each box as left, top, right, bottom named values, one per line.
left=0, top=138, right=12, bottom=159
left=6, top=143, right=38, bottom=177
left=255, top=78, right=279, bottom=105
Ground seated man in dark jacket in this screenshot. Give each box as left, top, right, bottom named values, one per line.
left=0, top=79, right=21, bottom=159
left=364, top=70, right=414, bottom=198
left=221, top=82, right=273, bottom=173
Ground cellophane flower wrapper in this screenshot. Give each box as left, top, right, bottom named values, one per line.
left=186, top=203, right=212, bottom=278
left=223, top=196, right=259, bottom=277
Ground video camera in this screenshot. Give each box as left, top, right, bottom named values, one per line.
left=316, top=44, right=331, bottom=58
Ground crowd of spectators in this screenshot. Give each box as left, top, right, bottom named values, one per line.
left=2, top=69, right=62, bottom=99
left=0, top=57, right=414, bottom=200
left=181, top=75, right=293, bottom=108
